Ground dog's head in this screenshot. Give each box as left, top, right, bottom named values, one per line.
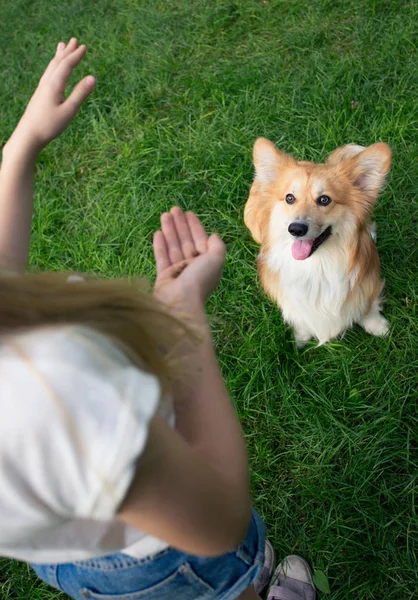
left=244, top=138, right=391, bottom=260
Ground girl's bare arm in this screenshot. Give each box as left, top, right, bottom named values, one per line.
left=119, top=209, right=251, bottom=555
left=0, top=38, right=95, bottom=272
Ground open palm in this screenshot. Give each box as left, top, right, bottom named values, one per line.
left=153, top=207, right=226, bottom=309
left=14, top=38, right=96, bottom=153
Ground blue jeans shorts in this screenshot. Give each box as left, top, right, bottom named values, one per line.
left=32, top=509, right=266, bottom=600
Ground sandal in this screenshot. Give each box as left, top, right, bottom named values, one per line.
left=254, top=540, right=275, bottom=596
left=267, top=555, right=317, bottom=600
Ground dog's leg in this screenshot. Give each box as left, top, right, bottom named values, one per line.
left=294, top=326, right=313, bottom=348
left=367, top=221, right=377, bottom=241
left=361, top=301, right=389, bottom=337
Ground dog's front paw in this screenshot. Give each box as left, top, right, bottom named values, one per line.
left=294, top=328, right=313, bottom=348
left=362, top=314, right=389, bottom=337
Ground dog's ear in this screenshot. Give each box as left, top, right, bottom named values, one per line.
left=247, top=139, right=294, bottom=243
left=326, top=143, right=366, bottom=166
left=253, top=138, right=293, bottom=184
left=347, top=143, right=391, bottom=202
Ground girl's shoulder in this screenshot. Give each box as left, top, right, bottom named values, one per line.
left=1, top=324, right=130, bottom=369
left=0, top=324, right=161, bottom=453
left=0, top=324, right=161, bottom=563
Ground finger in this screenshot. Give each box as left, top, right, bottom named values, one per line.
left=61, top=75, right=96, bottom=118
left=208, top=233, right=226, bottom=257
left=56, top=41, right=66, bottom=55
left=59, top=37, right=79, bottom=61
left=170, top=206, right=197, bottom=259
left=153, top=231, right=171, bottom=273
left=185, top=212, right=208, bottom=254
left=53, top=44, right=87, bottom=94
left=48, top=38, right=78, bottom=74
left=161, top=213, right=184, bottom=264
left=40, top=39, right=78, bottom=83
left=40, top=43, right=66, bottom=81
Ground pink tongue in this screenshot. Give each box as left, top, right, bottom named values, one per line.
left=292, top=239, right=314, bottom=260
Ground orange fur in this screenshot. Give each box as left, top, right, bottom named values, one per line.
left=257, top=256, right=280, bottom=304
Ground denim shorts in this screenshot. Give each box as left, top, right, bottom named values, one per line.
left=32, top=509, right=266, bottom=600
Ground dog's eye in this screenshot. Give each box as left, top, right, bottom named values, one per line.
left=317, top=195, right=332, bottom=206
left=285, top=194, right=296, bottom=204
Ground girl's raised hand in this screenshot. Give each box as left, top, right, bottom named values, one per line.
left=153, top=207, right=226, bottom=312
left=8, top=38, right=96, bottom=155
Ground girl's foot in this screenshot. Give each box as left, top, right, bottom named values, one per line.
left=267, top=555, right=317, bottom=600
left=254, top=540, right=275, bottom=596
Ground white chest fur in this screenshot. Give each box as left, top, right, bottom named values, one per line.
left=266, top=239, right=367, bottom=343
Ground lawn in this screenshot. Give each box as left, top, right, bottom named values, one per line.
left=0, top=0, right=417, bottom=598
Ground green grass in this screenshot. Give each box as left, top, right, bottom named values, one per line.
left=1, top=0, right=417, bottom=598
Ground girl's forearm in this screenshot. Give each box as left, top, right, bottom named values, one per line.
left=173, top=304, right=250, bottom=499
left=0, top=137, right=38, bottom=273
left=0, top=38, right=95, bottom=275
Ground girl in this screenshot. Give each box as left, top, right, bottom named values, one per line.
left=0, top=39, right=317, bottom=600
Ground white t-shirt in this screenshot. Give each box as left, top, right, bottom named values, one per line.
left=0, top=325, right=173, bottom=564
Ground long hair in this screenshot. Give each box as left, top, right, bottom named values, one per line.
left=0, top=272, right=196, bottom=385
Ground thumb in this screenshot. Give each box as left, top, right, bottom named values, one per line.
left=207, top=233, right=226, bottom=256
left=63, top=75, right=96, bottom=119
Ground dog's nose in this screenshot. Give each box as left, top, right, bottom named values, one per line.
left=288, top=222, right=309, bottom=237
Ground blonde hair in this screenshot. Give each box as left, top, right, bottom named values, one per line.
left=0, top=272, right=195, bottom=385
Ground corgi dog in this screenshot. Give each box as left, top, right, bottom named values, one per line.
left=244, top=138, right=391, bottom=346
